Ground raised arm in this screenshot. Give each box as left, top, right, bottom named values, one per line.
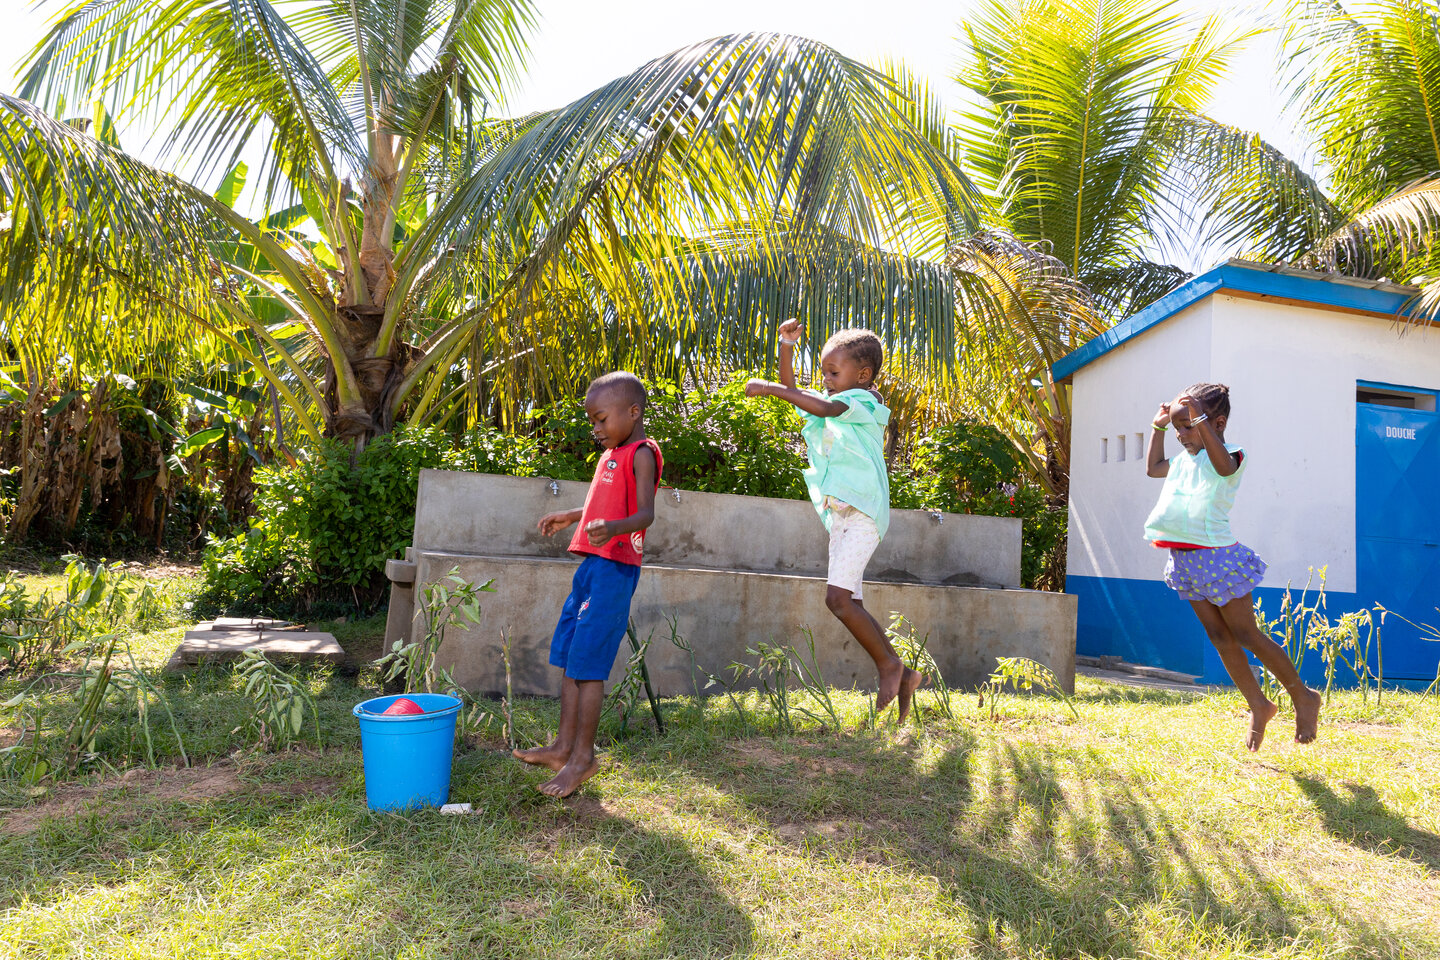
left=1176, top=393, right=1239, bottom=477
left=1147, top=402, right=1171, bottom=478
left=745, top=317, right=849, bottom=416
left=776, top=318, right=800, bottom=390
left=745, top=380, right=848, bottom=417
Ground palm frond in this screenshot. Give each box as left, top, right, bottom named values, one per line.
left=1287, top=0, right=1440, bottom=211
left=958, top=0, right=1250, bottom=284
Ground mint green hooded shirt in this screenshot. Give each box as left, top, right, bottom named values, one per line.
left=799, top=388, right=891, bottom=539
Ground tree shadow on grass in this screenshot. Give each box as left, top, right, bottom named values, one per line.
left=669, top=728, right=1415, bottom=959
left=448, top=749, right=755, bottom=959
left=567, top=799, right=757, bottom=958
left=1293, top=773, right=1440, bottom=870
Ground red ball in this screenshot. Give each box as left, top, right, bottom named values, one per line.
left=381, top=697, right=425, bottom=716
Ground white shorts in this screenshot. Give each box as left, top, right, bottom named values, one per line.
left=826, top=500, right=880, bottom=599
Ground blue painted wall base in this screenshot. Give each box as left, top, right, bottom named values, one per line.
left=1067, top=573, right=1375, bottom=688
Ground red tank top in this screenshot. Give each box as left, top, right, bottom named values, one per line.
left=569, top=438, right=664, bottom=566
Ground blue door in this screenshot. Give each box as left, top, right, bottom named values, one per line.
left=1356, top=402, right=1440, bottom=681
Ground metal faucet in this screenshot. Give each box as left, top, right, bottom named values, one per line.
left=548, top=479, right=560, bottom=496
left=928, top=509, right=944, bottom=524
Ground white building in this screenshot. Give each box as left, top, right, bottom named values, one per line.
left=1055, top=258, right=1440, bottom=686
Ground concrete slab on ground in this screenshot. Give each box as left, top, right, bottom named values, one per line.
left=171, top=630, right=343, bottom=666
left=1076, top=665, right=1214, bottom=693
left=190, top=617, right=300, bottom=632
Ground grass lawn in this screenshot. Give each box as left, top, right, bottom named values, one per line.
left=2, top=590, right=1438, bottom=958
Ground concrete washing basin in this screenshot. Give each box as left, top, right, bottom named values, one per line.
left=384, top=470, right=1077, bottom=697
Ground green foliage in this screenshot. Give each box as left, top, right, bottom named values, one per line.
left=198, top=374, right=810, bottom=610
left=197, top=376, right=1068, bottom=613
left=0, top=557, right=183, bottom=671
left=892, top=419, right=1067, bottom=588
left=197, top=427, right=453, bottom=614
left=607, top=621, right=666, bottom=737
left=375, top=568, right=492, bottom=695
left=647, top=376, right=808, bottom=501
left=886, top=611, right=954, bottom=721
left=1254, top=566, right=1387, bottom=704
left=979, top=656, right=1077, bottom=722
left=237, top=650, right=322, bottom=752
left=2, top=631, right=187, bottom=779
left=728, top=629, right=842, bottom=734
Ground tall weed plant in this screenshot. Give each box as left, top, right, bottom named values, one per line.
left=0, top=557, right=185, bottom=672
left=1254, top=567, right=1387, bottom=703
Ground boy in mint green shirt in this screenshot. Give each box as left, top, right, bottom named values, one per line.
left=746, top=320, right=924, bottom=722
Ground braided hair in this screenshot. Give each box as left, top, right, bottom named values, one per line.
left=1184, top=382, right=1231, bottom=420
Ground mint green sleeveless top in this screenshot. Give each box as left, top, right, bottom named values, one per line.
left=1143, top=445, right=1246, bottom=547
left=799, top=388, right=891, bottom=538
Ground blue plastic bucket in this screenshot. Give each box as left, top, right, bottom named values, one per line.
left=353, top=693, right=461, bottom=811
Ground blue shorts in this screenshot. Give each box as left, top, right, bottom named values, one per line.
left=549, top=555, right=642, bottom=681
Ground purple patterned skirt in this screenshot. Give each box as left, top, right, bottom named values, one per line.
left=1163, top=542, right=1267, bottom=606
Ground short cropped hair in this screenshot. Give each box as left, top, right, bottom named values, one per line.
left=824, top=328, right=884, bottom=376
left=1185, top=382, right=1231, bottom=420
left=587, top=371, right=647, bottom=412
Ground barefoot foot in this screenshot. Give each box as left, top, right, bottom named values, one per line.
left=897, top=668, right=927, bottom=724
left=1293, top=686, right=1323, bottom=744
left=875, top=661, right=904, bottom=714
left=537, top=756, right=600, bottom=798
left=1245, top=698, right=1279, bottom=751
left=513, top=744, right=570, bottom=772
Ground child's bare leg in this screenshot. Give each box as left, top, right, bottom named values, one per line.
left=538, top=679, right=603, bottom=798
left=855, top=598, right=925, bottom=721
left=514, top=676, right=578, bottom=771
left=1217, top=595, right=1322, bottom=743
left=1190, top=600, right=1278, bottom=750
left=826, top=587, right=917, bottom=717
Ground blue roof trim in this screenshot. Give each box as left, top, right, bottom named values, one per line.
left=1051, top=263, right=1416, bottom=382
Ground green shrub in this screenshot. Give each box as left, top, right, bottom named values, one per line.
left=196, top=374, right=809, bottom=614
left=196, top=427, right=451, bottom=615
left=892, top=419, right=1066, bottom=588
left=646, top=376, right=807, bottom=500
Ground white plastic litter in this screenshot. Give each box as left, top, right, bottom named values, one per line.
left=440, top=803, right=473, bottom=815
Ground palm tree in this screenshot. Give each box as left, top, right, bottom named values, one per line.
left=1281, top=0, right=1440, bottom=314
left=956, top=0, right=1335, bottom=315
left=2, top=0, right=979, bottom=446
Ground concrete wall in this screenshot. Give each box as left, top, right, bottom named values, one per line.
left=401, top=471, right=1077, bottom=695
left=419, top=551, right=1076, bottom=697
left=413, top=470, right=1022, bottom=587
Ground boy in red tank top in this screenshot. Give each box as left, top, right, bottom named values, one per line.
left=514, top=372, right=663, bottom=797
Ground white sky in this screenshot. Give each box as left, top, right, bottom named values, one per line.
left=1, top=0, right=1310, bottom=266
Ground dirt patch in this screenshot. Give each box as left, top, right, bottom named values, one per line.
left=731, top=741, right=791, bottom=768
left=500, top=897, right=549, bottom=919
left=120, top=560, right=202, bottom=581
left=774, top=819, right=861, bottom=842
left=566, top=796, right=630, bottom=821
left=802, top=755, right=866, bottom=777
left=0, top=762, right=340, bottom=836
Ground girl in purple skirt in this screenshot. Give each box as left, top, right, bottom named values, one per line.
left=1145, top=383, right=1322, bottom=751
